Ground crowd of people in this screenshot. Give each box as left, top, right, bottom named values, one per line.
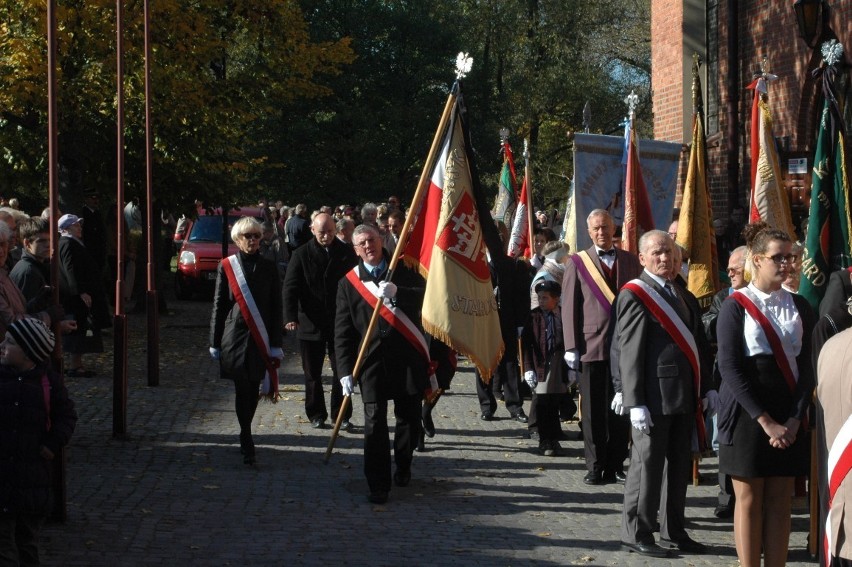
left=209, top=193, right=852, bottom=565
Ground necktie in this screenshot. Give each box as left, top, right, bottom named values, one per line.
left=372, top=267, right=381, bottom=279
left=598, top=249, right=615, bottom=257
left=545, top=312, right=555, bottom=357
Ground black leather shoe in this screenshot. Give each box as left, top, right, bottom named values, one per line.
left=393, top=469, right=411, bottom=487
left=311, top=418, right=325, bottom=429
left=713, top=504, right=734, bottom=519
left=422, top=406, right=436, bottom=438
left=480, top=412, right=493, bottom=421
left=514, top=412, right=529, bottom=424
left=583, top=471, right=603, bottom=485
left=415, top=431, right=426, bottom=452
left=614, top=471, right=627, bottom=484
left=340, top=420, right=352, bottom=432
left=367, top=491, right=388, bottom=504
left=621, top=541, right=669, bottom=557
left=659, top=536, right=707, bottom=554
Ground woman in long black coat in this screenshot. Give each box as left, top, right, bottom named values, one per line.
left=209, top=217, right=283, bottom=465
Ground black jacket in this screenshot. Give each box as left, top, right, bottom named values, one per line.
left=0, top=365, right=76, bottom=515
left=210, top=252, right=283, bottom=382
left=283, top=238, right=356, bottom=341
left=58, top=235, right=110, bottom=330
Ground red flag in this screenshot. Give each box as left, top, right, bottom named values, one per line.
left=507, top=173, right=532, bottom=258
left=622, top=123, right=654, bottom=254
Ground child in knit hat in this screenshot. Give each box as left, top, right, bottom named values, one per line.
left=0, top=318, right=77, bottom=564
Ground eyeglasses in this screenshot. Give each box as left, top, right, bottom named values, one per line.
left=761, top=253, right=798, bottom=265
left=241, top=233, right=262, bottom=240
left=354, top=237, right=378, bottom=248
left=726, top=267, right=743, bottom=275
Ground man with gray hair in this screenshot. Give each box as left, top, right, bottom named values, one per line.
left=360, top=203, right=378, bottom=227
left=336, top=218, right=355, bottom=246
left=285, top=203, right=311, bottom=252
left=562, top=209, right=641, bottom=486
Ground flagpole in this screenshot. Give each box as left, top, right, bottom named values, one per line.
left=523, top=139, right=534, bottom=256
left=324, top=87, right=459, bottom=463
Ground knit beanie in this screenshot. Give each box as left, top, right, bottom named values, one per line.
left=8, top=318, right=55, bottom=364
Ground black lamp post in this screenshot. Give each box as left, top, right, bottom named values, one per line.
left=793, top=0, right=829, bottom=47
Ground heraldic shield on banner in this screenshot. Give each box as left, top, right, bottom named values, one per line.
left=404, top=105, right=504, bottom=379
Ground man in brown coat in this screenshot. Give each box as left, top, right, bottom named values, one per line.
left=562, top=209, right=641, bottom=485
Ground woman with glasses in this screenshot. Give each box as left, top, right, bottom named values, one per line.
left=209, top=217, right=283, bottom=465
left=715, top=222, right=815, bottom=566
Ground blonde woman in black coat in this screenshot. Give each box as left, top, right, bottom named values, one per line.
left=210, top=217, right=283, bottom=465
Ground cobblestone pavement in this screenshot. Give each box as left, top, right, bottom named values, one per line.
left=39, top=297, right=817, bottom=566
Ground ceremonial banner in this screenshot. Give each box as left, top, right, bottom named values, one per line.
left=623, top=120, right=655, bottom=253
left=568, top=133, right=680, bottom=252
left=507, top=174, right=532, bottom=258
left=491, top=140, right=518, bottom=229
left=677, top=62, right=720, bottom=300
left=800, top=40, right=852, bottom=310
left=403, top=102, right=504, bottom=377
left=747, top=75, right=797, bottom=238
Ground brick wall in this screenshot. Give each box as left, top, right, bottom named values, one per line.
left=652, top=0, right=852, bottom=221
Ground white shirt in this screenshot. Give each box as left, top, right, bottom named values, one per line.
left=740, top=283, right=803, bottom=378
left=595, top=247, right=616, bottom=269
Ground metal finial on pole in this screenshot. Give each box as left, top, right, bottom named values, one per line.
left=523, top=138, right=530, bottom=161
left=582, top=101, right=591, bottom=133
left=455, top=52, right=473, bottom=79
left=692, top=54, right=702, bottom=113
left=499, top=127, right=509, bottom=144
left=624, top=90, right=639, bottom=120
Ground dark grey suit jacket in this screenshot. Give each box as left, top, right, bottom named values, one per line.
left=616, top=271, right=704, bottom=416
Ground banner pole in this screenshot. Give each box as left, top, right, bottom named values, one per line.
left=324, top=89, right=458, bottom=463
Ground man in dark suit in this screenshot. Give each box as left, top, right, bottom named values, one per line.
left=616, top=230, right=708, bottom=557
left=819, top=267, right=852, bottom=318
left=335, top=224, right=427, bottom=504
left=283, top=212, right=357, bottom=429
left=562, top=209, right=641, bottom=485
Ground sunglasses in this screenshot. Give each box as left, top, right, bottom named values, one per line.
left=760, top=253, right=798, bottom=265
left=241, top=233, right=262, bottom=240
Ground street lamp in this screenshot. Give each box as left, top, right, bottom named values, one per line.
left=793, top=0, right=830, bottom=47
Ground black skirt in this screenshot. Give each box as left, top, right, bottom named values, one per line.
left=719, top=355, right=809, bottom=478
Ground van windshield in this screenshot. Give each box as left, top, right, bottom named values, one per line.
left=188, top=216, right=241, bottom=243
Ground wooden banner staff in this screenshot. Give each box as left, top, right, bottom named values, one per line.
left=323, top=66, right=469, bottom=463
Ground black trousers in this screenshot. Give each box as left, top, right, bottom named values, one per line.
left=0, top=512, right=44, bottom=567
left=533, top=393, right=561, bottom=442
left=234, top=378, right=260, bottom=456
left=579, top=360, right=629, bottom=474
left=363, top=394, right=421, bottom=493
left=300, top=338, right=350, bottom=423
left=475, top=353, right=522, bottom=416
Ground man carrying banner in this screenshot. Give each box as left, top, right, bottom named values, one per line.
left=563, top=209, right=641, bottom=485
left=617, top=230, right=708, bottom=557
left=335, top=224, right=428, bottom=504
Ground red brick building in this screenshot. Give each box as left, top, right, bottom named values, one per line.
left=651, top=0, right=851, bottom=238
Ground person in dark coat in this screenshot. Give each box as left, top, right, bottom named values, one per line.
left=522, top=280, right=569, bottom=456
left=284, top=204, right=311, bottom=252
left=819, top=267, right=852, bottom=318
left=476, top=253, right=530, bottom=422
left=335, top=224, right=427, bottom=504
left=0, top=318, right=76, bottom=565
left=57, top=214, right=111, bottom=377
left=9, top=218, right=52, bottom=305
left=209, top=217, right=283, bottom=465
left=716, top=224, right=815, bottom=567
left=283, top=213, right=357, bottom=429
left=81, top=189, right=107, bottom=272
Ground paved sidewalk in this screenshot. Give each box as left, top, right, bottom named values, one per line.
left=39, top=298, right=817, bottom=566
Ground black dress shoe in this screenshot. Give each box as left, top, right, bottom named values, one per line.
left=603, top=470, right=627, bottom=484
left=713, top=504, right=734, bottom=519
left=514, top=412, right=529, bottom=424
left=659, top=536, right=707, bottom=554
left=621, top=541, right=669, bottom=557
left=422, top=405, right=436, bottom=438
left=311, top=418, right=325, bottom=429
left=393, top=469, right=411, bottom=487
left=367, top=491, right=388, bottom=504
left=480, top=412, right=493, bottom=421
left=583, top=471, right=603, bottom=485
left=614, top=471, right=627, bottom=484
left=415, top=431, right=426, bottom=452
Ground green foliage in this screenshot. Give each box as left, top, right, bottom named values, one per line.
left=0, top=0, right=649, bottom=214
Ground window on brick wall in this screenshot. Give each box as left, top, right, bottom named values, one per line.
left=706, top=0, right=720, bottom=135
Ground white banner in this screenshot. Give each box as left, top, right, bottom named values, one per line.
left=565, top=133, right=682, bottom=252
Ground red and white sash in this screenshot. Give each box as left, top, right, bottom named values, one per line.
left=345, top=267, right=435, bottom=395
left=222, top=255, right=279, bottom=400
left=825, top=415, right=852, bottom=564
left=623, top=278, right=706, bottom=448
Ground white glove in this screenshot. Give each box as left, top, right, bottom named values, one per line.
left=375, top=281, right=397, bottom=299
left=563, top=350, right=579, bottom=370
left=610, top=392, right=625, bottom=415
left=524, top=370, right=537, bottom=389
left=703, top=389, right=720, bottom=416
left=209, top=347, right=220, bottom=360
left=517, top=326, right=524, bottom=338
left=340, top=375, right=354, bottom=396
left=630, top=406, right=654, bottom=434
left=269, top=347, right=284, bottom=361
